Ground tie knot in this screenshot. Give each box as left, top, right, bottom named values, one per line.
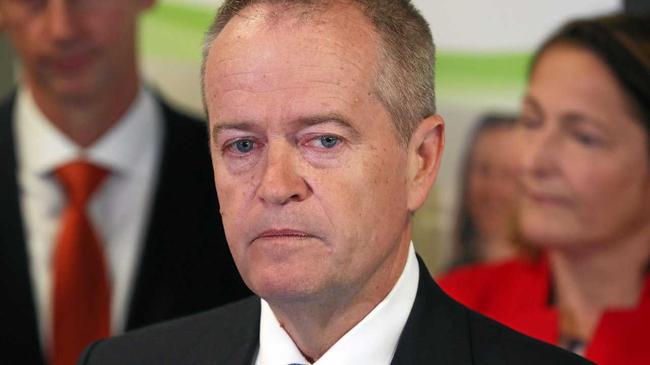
left=54, top=160, right=109, bottom=205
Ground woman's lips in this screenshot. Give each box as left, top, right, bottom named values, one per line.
left=524, top=191, right=572, bottom=206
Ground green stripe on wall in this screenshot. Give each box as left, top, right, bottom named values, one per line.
left=437, top=52, right=530, bottom=90
left=141, top=3, right=217, bottom=62
left=141, top=3, right=530, bottom=91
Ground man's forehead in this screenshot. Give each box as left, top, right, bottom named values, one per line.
left=204, top=2, right=380, bottom=103
left=212, top=1, right=378, bottom=57
left=230, top=1, right=370, bottom=28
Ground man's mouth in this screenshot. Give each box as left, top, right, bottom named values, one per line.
left=49, top=52, right=95, bottom=72
left=256, top=229, right=314, bottom=240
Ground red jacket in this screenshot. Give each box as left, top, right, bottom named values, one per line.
left=439, top=257, right=650, bottom=365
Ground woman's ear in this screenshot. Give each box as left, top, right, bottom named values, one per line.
left=406, top=114, right=445, bottom=212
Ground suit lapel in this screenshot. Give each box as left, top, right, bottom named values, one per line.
left=186, top=297, right=261, bottom=365
left=391, top=256, right=473, bottom=365
left=125, top=100, right=187, bottom=329
left=0, top=93, right=46, bottom=365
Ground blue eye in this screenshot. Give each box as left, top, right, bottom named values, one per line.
left=319, top=135, right=339, bottom=148
left=234, top=139, right=255, bottom=153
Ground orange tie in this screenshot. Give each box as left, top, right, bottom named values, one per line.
left=51, top=161, right=110, bottom=365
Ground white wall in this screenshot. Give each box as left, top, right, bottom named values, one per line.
left=167, top=0, right=621, bottom=51
left=414, top=0, right=620, bottom=51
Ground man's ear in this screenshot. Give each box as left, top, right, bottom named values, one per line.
left=406, top=114, right=445, bottom=212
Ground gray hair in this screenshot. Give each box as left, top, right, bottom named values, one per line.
left=201, top=0, right=436, bottom=145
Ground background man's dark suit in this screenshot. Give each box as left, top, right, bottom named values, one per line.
left=0, top=93, right=251, bottom=365
left=77, top=258, right=591, bottom=365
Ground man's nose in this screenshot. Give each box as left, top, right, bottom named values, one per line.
left=256, top=144, right=311, bottom=206
left=45, top=0, right=79, bottom=43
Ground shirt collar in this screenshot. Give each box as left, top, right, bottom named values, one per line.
left=15, top=87, right=161, bottom=178
left=256, top=242, right=420, bottom=365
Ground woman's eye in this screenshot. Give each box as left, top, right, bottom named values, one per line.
left=231, top=139, right=255, bottom=153
left=574, top=132, right=602, bottom=147
left=318, top=135, right=340, bottom=148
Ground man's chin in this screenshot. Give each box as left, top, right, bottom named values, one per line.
left=247, top=271, right=323, bottom=303
left=55, top=86, right=100, bottom=102
left=38, top=75, right=105, bottom=102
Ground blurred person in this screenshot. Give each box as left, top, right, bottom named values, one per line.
left=0, top=1, right=249, bottom=364
left=452, top=113, right=523, bottom=267
left=440, top=13, right=650, bottom=365
left=411, top=187, right=445, bottom=273
left=78, top=1, right=588, bottom=364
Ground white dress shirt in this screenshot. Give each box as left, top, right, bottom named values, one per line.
left=14, top=87, right=163, bottom=349
left=255, top=243, right=419, bottom=365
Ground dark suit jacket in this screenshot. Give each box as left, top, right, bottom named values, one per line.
left=0, top=92, right=251, bottom=365
left=78, top=258, right=592, bottom=365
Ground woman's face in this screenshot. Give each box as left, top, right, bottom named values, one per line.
left=468, top=127, right=519, bottom=239
left=518, top=44, right=650, bottom=250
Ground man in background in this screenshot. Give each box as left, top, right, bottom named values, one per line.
left=0, top=1, right=249, bottom=364
left=79, top=1, right=589, bottom=364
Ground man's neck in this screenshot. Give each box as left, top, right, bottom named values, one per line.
left=267, top=240, right=412, bottom=361
left=27, top=78, right=140, bottom=148
left=549, top=225, right=650, bottom=340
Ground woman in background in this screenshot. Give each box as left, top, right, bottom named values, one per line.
left=451, top=113, right=524, bottom=267
left=440, top=14, right=650, bottom=365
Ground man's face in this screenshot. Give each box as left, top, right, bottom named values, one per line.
left=0, top=0, right=152, bottom=101
left=204, top=4, right=419, bottom=303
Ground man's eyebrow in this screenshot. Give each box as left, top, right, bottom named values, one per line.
left=212, top=114, right=361, bottom=140
left=212, top=121, right=260, bottom=140
left=295, top=113, right=360, bottom=138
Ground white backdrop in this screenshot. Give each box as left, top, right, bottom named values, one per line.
left=170, top=0, right=621, bottom=51
left=416, top=0, right=620, bottom=51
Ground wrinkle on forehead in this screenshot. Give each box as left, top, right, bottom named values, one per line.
left=214, top=65, right=358, bottom=94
